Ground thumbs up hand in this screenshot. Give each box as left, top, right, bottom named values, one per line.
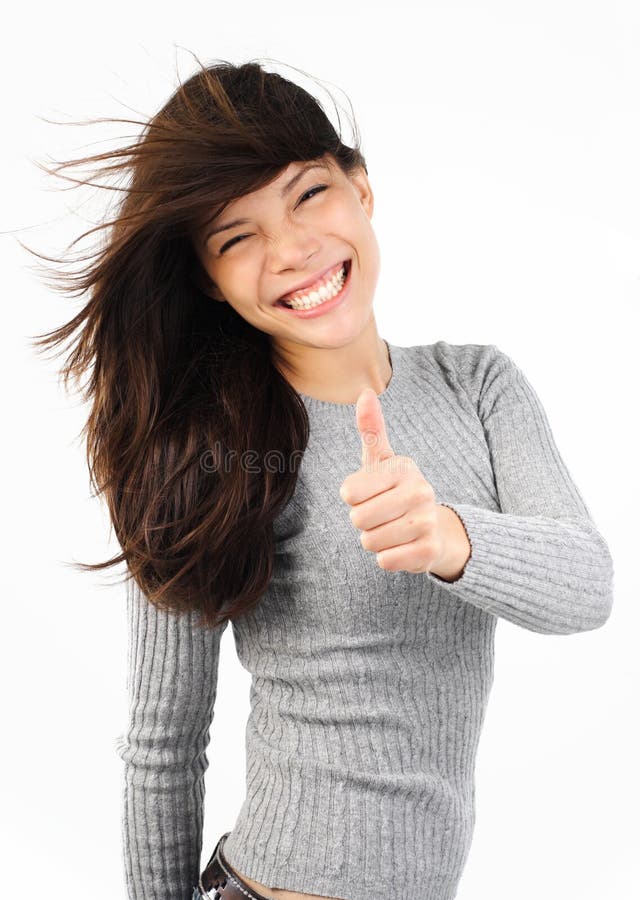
left=338, top=387, right=471, bottom=579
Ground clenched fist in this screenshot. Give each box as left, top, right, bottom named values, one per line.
left=339, top=387, right=471, bottom=580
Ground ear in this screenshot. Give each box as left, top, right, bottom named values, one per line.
left=348, top=165, right=374, bottom=220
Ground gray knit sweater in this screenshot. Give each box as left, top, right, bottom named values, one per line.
left=115, top=340, right=614, bottom=900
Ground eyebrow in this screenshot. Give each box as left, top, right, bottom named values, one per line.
left=203, top=162, right=329, bottom=244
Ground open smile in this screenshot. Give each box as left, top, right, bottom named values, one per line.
left=274, top=259, right=352, bottom=318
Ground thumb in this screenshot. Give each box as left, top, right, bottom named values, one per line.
left=356, top=387, right=395, bottom=468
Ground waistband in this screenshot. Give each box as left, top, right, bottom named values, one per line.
left=199, top=832, right=275, bottom=900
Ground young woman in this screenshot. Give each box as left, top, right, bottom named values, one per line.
left=31, top=57, right=614, bottom=900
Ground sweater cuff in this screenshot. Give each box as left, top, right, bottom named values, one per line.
left=429, top=502, right=493, bottom=589
left=424, top=501, right=614, bottom=634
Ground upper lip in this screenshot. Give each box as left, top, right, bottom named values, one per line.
left=275, top=259, right=347, bottom=304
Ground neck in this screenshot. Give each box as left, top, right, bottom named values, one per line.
left=272, top=321, right=392, bottom=404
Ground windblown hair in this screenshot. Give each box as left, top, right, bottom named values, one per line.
left=27, top=54, right=367, bottom=629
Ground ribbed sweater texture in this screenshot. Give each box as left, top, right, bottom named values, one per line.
left=115, top=341, right=614, bottom=900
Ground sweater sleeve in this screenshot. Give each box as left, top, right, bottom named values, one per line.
left=426, top=343, right=615, bottom=635
left=114, top=577, right=228, bottom=900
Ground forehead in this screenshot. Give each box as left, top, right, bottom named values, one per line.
left=239, top=157, right=336, bottom=203
left=195, top=157, right=338, bottom=245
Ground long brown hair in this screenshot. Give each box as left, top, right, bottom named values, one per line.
left=26, top=55, right=367, bottom=630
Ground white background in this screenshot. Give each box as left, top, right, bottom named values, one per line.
left=2, top=1, right=638, bottom=898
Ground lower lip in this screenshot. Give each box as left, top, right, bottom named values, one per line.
left=275, top=261, right=352, bottom=318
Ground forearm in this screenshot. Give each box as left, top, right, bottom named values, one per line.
left=116, top=580, right=226, bottom=899
left=424, top=502, right=614, bottom=634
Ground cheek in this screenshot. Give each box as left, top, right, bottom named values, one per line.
left=328, top=195, right=373, bottom=246
left=216, top=261, right=257, bottom=298
left=327, top=194, right=360, bottom=229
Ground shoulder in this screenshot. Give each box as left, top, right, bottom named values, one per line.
left=403, top=339, right=514, bottom=387
left=400, top=340, right=529, bottom=420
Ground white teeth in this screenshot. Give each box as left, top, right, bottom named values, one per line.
left=283, top=264, right=347, bottom=310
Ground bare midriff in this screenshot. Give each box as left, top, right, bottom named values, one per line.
left=230, top=865, right=344, bottom=900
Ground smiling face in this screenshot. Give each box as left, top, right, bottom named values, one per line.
left=191, top=153, right=380, bottom=356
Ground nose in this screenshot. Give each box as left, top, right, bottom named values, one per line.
left=267, top=227, right=321, bottom=273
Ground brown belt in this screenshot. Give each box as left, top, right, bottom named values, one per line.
left=199, top=832, right=275, bottom=900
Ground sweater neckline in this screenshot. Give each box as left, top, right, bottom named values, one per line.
left=297, top=339, right=404, bottom=422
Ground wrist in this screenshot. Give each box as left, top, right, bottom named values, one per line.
left=430, top=504, right=472, bottom=582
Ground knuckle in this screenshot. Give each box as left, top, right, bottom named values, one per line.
left=415, top=514, right=433, bottom=532
left=421, top=536, right=438, bottom=561
left=393, top=455, right=413, bottom=476
left=417, top=481, right=434, bottom=503
left=402, top=455, right=419, bottom=473
left=423, top=477, right=435, bottom=495
left=425, top=511, right=438, bottom=531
